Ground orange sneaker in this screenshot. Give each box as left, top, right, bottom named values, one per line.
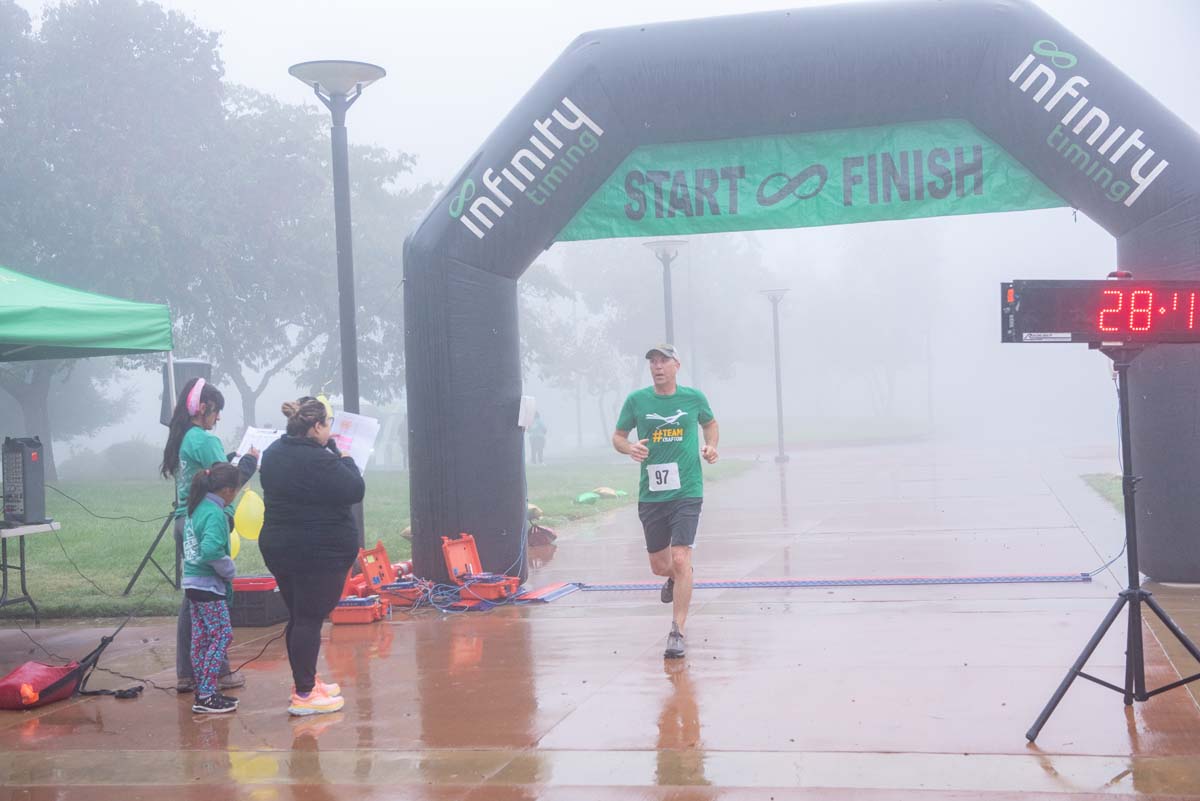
left=292, top=675, right=341, bottom=697
left=288, top=686, right=345, bottom=717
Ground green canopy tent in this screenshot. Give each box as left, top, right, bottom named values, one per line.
left=0, top=265, right=172, bottom=361
left=0, top=265, right=173, bottom=617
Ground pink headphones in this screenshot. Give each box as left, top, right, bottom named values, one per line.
left=186, top=378, right=207, bottom=417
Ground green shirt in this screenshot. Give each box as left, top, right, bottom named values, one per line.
left=183, top=497, right=231, bottom=577
left=617, top=385, right=714, bottom=503
left=174, top=425, right=228, bottom=518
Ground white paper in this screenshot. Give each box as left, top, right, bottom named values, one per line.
left=234, top=427, right=283, bottom=463
left=518, top=395, right=536, bottom=429
left=330, top=411, right=380, bottom=474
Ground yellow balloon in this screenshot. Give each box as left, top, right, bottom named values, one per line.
left=317, top=393, right=334, bottom=421
left=234, top=490, right=265, bottom=541
left=230, top=528, right=241, bottom=559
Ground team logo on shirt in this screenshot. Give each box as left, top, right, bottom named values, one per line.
left=647, top=410, right=687, bottom=443
left=646, top=410, right=687, bottom=427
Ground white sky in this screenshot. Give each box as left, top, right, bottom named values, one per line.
left=18, top=0, right=1200, bottom=187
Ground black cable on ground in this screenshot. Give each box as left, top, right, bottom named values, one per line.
left=11, top=582, right=178, bottom=696
left=45, top=484, right=171, bottom=524
left=230, top=628, right=287, bottom=674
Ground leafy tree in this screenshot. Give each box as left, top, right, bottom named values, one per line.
left=0, top=0, right=225, bottom=477
left=169, top=86, right=338, bottom=426
left=0, top=360, right=130, bottom=476
left=0, top=0, right=434, bottom=470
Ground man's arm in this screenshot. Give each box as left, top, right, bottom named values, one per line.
left=700, top=419, right=720, bottom=464
left=613, top=429, right=650, bottom=462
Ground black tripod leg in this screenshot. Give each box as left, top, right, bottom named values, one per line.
left=1127, top=593, right=1148, bottom=703
left=123, top=514, right=175, bottom=596
left=1027, top=595, right=1128, bottom=742
left=1144, top=594, right=1200, bottom=665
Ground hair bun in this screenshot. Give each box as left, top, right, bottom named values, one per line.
left=281, top=400, right=300, bottom=418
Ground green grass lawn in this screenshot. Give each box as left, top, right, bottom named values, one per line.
left=1084, top=473, right=1122, bottom=512
left=2, top=458, right=752, bottom=620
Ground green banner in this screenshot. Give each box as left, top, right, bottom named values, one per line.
left=556, top=119, right=1064, bottom=242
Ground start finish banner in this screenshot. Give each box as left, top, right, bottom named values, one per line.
left=556, top=119, right=1065, bottom=241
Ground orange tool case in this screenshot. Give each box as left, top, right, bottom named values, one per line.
left=330, top=595, right=389, bottom=625
left=441, top=533, right=521, bottom=601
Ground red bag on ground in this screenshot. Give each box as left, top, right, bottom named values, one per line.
left=0, top=660, right=82, bottom=710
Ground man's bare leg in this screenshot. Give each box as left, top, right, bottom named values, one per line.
left=670, top=545, right=693, bottom=632
left=649, top=548, right=672, bottom=579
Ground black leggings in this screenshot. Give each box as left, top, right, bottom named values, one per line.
left=273, top=568, right=346, bottom=694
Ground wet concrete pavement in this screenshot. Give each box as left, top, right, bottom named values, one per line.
left=3, top=441, right=1200, bottom=799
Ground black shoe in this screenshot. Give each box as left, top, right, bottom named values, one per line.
left=660, top=577, right=674, bottom=604
left=215, top=692, right=240, bottom=705
left=664, top=624, right=686, bottom=659
left=192, top=694, right=238, bottom=714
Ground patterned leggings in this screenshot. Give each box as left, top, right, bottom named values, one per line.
left=189, top=599, right=233, bottom=698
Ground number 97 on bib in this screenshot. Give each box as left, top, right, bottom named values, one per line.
left=648, top=462, right=681, bottom=492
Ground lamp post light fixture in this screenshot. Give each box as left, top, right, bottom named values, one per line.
left=287, top=59, right=386, bottom=418
left=762, top=288, right=789, bottom=464
left=289, top=60, right=384, bottom=548
left=642, top=239, right=688, bottom=344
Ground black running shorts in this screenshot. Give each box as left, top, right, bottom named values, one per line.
left=638, top=497, right=703, bottom=553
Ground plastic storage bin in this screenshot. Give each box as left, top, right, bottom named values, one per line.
left=228, top=576, right=289, bottom=628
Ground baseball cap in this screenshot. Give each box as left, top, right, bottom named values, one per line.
left=645, top=344, right=679, bottom=361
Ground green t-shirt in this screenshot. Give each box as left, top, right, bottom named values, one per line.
left=616, top=386, right=714, bottom=503
left=174, top=425, right=228, bottom=517
left=182, top=498, right=232, bottom=579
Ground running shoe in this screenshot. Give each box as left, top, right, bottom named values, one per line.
left=288, top=686, right=345, bottom=717
left=664, top=623, right=686, bottom=659
left=192, top=694, right=238, bottom=714
left=290, top=675, right=340, bottom=697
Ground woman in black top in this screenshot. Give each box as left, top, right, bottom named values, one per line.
left=260, top=397, right=365, bottom=716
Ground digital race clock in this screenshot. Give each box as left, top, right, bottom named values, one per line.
left=1001, top=280, right=1200, bottom=344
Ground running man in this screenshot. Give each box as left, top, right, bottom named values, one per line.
left=613, top=344, right=719, bottom=659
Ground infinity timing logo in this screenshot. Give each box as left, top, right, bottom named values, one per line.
left=449, top=97, right=604, bottom=240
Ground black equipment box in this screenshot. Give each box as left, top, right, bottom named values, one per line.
left=3, top=437, right=46, bottom=526
left=228, top=576, right=290, bottom=628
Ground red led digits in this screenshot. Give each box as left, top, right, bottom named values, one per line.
left=1130, top=290, right=1153, bottom=332
left=1099, top=289, right=1123, bottom=332
left=1006, top=280, right=1200, bottom=344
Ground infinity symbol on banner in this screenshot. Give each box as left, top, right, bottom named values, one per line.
left=756, top=164, right=828, bottom=207
left=448, top=179, right=476, bottom=218
left=1033, top=39, right=1077, bottom=70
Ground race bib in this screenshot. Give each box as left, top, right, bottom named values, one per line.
left=647, top=462, right=681, bottom=492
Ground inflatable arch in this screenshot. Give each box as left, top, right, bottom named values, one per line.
left=404, top=0, right=1200, bottom=582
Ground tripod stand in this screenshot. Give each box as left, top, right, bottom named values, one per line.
left=123, top=504, right=179, bottom=596
left=1027, top=345, right=1200, bottom=742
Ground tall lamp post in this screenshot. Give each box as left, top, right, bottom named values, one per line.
left=289, top=59, right=384, bottom=547
left=288, top=59, right=385, bottom=418
left=643, top=240, right=688, bottom=343
left=762, top=289, right=789, bottom=463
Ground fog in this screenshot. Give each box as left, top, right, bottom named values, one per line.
left=8, top=0, right=1199, bottom=470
